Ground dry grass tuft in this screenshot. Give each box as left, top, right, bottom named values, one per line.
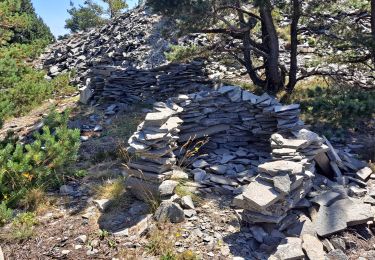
left=94, top=178, right=125, bottom=200
left=20, top=188, right=50, bottom=213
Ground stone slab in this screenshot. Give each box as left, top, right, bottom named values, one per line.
left=242, top=181, right=281, bottom=209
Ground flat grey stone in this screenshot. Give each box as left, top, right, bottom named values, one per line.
left=210, top=165, right=227, bottom=175
left=313, top=205, right=347, bottom=237
left=242, top=91, right=258, bottom=103
left=192, top=159, right=209, bottom=168
left=158, top=180, right=178, bottom=197
left=310, top=191, right=342, bottom=207
left=271, top=237, right=305, bottom=260
left=79, top=86, right=93, bottom=104
left=331, top=199, right=374, bottom=226
left=193, top=169, right=207, bottom=182
left=302, top=234, right=326, bottom=260
left=356, top=167, right=372, bottom=181
left=220, top=154, right=236, bottom=164
left=249, top=226, right=267, bottom=243
left=184, top=209, right=196, bottom=218
left=60, top=185, right=74, bottom=195
left=274, top=104, right=300, bottom=113
left=242, top=181, right=281, bottom=209
left=258, top=160, right=303, bottom=176
left=209, top=175, right=238, bottom=186
left=218, top=85, right=237, bottom=94
left=348, top=186, right=367, bottom=197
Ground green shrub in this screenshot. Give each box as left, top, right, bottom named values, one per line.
left=165, top=44, right=208, bottom=62
left=0, top=110, right=81, bottom=206
left=290, top=83, right=375, bottom=130
left=0, top=202, right=13, bottom=226
left=0, top=41, right=75, bottom=124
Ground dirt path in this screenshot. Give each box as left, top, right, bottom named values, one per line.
left=0, top=96, right=79, bottom=141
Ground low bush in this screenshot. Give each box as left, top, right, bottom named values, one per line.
left=0, top=202, right=13, bottom=226
left=165, top=44, right=208, bottom=62
left=0, top=110, right=81, bottom=206
left=0, top=41, right=76, bottom=125
left=291, top=84, right=375, bottom=129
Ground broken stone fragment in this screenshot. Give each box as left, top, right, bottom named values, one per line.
left=258, top=160, right=303, bottom=176
left=180, top=195, right=195, bottom=209
left=210, top=164, right=227, bottom=175
left=192, top=169, right=207, bottom=183
left=209, top=175, right=238, bottom=186
left=154, top=201, right=185, bottom=223
left=192, top=159, right=209, bottom=168
left=327, top=249, right=348, bottom=260
left=93, top=199, right=111, bottom=212
left=273, top=173, right=291, bottom=194
left=158, top=180, right=178, bottom=197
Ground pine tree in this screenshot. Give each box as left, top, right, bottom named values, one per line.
left=0, top=0, right=29, bottom=45
left=102, top=0, right=128, bottom=18
left=11, top=0, right=54, bottom=44
left=65, top=0, right=107, bottom=33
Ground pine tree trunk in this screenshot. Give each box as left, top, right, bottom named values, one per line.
left=287, top=0, right=301, bottom=93
left=259, top=1, right=283, bottom=94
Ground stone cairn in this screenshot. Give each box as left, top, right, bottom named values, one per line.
left=125, top=85, right=374, bottom=241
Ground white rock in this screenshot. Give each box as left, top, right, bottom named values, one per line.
left=181, top=195, right=195, bottom=209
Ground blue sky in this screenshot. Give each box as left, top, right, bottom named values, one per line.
left=31, top=0, right=138, bottom=37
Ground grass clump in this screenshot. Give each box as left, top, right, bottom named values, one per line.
left=0, top=202, right=13, bottom=226
left=7, top=212, right=38, bottom=241
left=20, top=188, right=49, bottom=213
left=175, top=181, right=202, bottom=206
left=95, top=178, right=125, bottom=200
left=146, top=224, right=200, bottom=260
left=146, top=224, right=176, bottom=257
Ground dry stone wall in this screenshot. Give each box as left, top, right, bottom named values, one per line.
left=125, top=86, right=309, bottom=218
left=124, top=85, right=374, bottom=235
left=87, top=61, right=212, bottom=104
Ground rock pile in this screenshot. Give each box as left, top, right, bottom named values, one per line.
left=124, top=86, right=305, bottom=200
left=37, top=8, right=168, bottom=80
left=124, top=85, right=374, bottom=260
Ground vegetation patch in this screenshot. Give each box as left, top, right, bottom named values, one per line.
left=289, top=78, right=375, bottom=136
left=0, top=109, right=81, bottom=207
left=165, top=44, right=209, bottom=63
